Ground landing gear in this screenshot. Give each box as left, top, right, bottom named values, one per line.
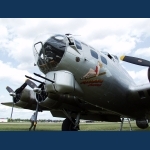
left=120, top=118, right=132, bottom=131
left=62, top=118, right=78, bottom=131
left=62, top=109, right=80, bottom=131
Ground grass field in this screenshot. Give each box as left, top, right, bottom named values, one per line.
left=0, top=121, right=150, bottom=131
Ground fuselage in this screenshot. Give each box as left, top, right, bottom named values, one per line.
left=33, top=34, right=139, bottom=118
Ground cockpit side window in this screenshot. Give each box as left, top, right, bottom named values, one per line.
left=101, top=51, right=115, bottom=62
left=113, top=55, right=119, bottom=61
left=100, top=55, right=107, bottom=65
left=107, top=54, right=113, bottom=60
left=75, top=40, right=82, bottom=50
left=113, top=55, right=117, bottom=60
left=90, top=49, right=98, bottom=59
left=107, top=53, right=115, bottom=62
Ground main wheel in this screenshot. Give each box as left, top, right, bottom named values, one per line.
left=62, top=118, right=77, bottom=131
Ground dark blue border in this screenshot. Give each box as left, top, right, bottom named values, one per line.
left=1, top=0, right=150, bottom=17
left=1, top=0, right=150, bottom=150
left=0, top=132, right=150, bottom=150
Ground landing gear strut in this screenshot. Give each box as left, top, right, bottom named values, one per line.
left=120, top=118, right=132, bottom=131
left=62, top=118, right=77, bottom=131
left=62, top=109, right=80, bottom=131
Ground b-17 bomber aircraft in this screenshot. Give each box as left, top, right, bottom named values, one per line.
left=2, top=33, right=150, bottom=131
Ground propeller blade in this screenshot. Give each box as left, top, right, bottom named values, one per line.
left=25, top=79, right=38, bottom=89
left=10, top=102, right=14, bottom=120
left=120, top=55, right=150, bottom=67
left=34, top=102, right=39, bottom=125
left=6, top=86, right=16, bottom=97
left=25, top=79, right=44, bottom=125
left=6, top=82, right=27, bottom=121
left=6, top=86, right=14, bottom=93
left=38, top=82, right=45, bottom=88
left=34, top=93, right=40, bottom=126
left=15, top=82, right=27, bottom=93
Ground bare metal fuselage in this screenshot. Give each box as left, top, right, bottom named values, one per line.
left=53, top=42, right=136, bottom=117
left=33, top=34, right=146, bottom=119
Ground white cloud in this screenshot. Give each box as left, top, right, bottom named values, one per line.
left=90, top=34, right=137, bottom=55
left=76, top=18, right=150, bottom=40
left=3, top=37, right=34, bottom=63
left=75, top=18, right=150, bottom=56
left=0, top=25, right=8, bottom=39
left=134, top=47, right=150, bottom=58
left=17, top=62, right=34, bottom=70
left=0, top=60, right=33, bottom=86
left=127, top=68, right=149, bottom=85
left=1, top=18, right=150, bottom=65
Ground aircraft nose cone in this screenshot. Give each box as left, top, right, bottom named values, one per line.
left=33, top=34, right=67, bottom=74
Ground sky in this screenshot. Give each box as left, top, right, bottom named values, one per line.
left=0, top=18, right=150, bottom=120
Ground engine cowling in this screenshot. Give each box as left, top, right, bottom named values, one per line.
left=15, top=89, right=37, bottom=108
left=20, top=89, right=36, bottom=103
left=136, top=119, right=149, bottom=129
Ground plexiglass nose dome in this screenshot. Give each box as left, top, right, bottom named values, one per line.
left=33, top=33, right=67, bottom=74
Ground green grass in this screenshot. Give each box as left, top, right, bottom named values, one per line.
left=0, top=122, right=61, bottom=131
left=0, top=121, right=150, bottom=131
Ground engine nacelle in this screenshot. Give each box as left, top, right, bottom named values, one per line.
left=39, top=94, right=82, bottom=111
left=13, top=88, right=47, bottom=110
left=20, top=89, right=36, bottom=103
left=136, top=119, right=149, bottom=129
left=15, top=89, right=37, bottom=107
left=39, top=97, right=60, bottom=109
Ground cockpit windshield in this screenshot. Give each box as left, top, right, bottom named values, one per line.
left=33, top=34, right=67, bottom=74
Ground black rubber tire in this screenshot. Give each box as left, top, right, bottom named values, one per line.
left=62, top=118, right=77, bottom=131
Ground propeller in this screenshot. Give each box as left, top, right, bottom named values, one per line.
left=25, top=79, right=39, bottom=93
left=25, top=79, right=46, bottom=125
left=6, top=82, right=27, bottom=120
left=120, top=55, right=150, bottom=67
left=120, top=55, right=150, bottom=82
left=6, top=86, right=15, bottom=120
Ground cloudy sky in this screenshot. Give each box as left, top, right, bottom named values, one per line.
left=0, top=18, right=150, bottom=120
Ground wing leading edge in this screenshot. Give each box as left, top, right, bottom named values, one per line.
left=125, top=83, right=150, bottom=119
left=1, top=102, right=22, bottom=109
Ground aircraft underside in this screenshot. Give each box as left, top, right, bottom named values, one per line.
left=2, top=69, right=150, bottom=131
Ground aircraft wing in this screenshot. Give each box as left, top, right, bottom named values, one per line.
left=1, top=102, right=49, bottom=111
left=129, top=83, right=150, bottom=92
left=128, top=83, right=150, bottom=105
left=1, top=102, right=121, bottom=122
left=1, top=102, right=22, bottom=109
left=50, top=109, right=121, bottom=122
left=126, top=83, right=150, bottom=119
left=129, top=83, right=150, bottom=97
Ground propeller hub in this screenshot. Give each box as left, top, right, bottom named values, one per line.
left=9, top=92, right=16, bottom=97
left=33, top=87, right=41, bottom=93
